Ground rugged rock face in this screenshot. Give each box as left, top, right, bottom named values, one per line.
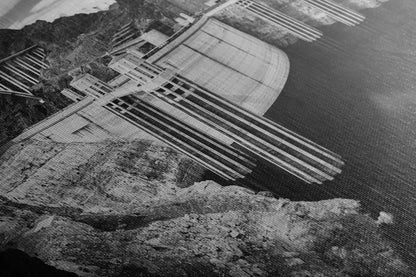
left=0, top=85, right=72, bottom=148
left=0, top=0, right=183, bottom=147
left=0, top=139, right=203, bottom=210
left=0, top=139, right=412, bottom=277
left=0, top=0, right=179, bottom=60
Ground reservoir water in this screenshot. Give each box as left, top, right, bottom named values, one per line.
left=247, top=0, right=416, bottom=266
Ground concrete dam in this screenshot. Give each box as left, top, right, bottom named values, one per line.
left=105, top=54, right=343, bottom=183
left=9, top=16, right=345, bottom=184
left=148, top=18, right=290, bottom=114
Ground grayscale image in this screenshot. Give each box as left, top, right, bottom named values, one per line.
left=0, top=0, right=415, bottom=276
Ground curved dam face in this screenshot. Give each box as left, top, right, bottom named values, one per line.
left=153, top=18, right=290, bottom=115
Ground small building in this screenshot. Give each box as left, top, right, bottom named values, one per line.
left=175, top=13, right=196, bottom=27
left=140, top=29, right=169, bottom=47
left=60, top=88, right=85, bottom=102
left=204, top=0, right=220, bottom=7
left=108, top=53, right=162, bottom=86
left=110, top=29, right=169, bottom=57
left=107, top=74, right=131, bottom=89
left=70, top=74, right=113, bottom=99
left=174, top=17, right=190, bottom=27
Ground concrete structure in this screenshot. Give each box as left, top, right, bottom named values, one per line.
left=0, top=45, right=48, bottom=96
left=111, top=21, right=141, bottom=49
left=9, top=57, right=343, bottom=183
left=110, top=29, right=171, bottom=57
left=8, top=18, right=344, bottom=183
left=109, top=54, right=163, bottom=86
left=204, top=0, right=239, bottom=17
left=111, top=38, right=151, bottom=57
left=110, top=21, right=171, bottom=57
left=107, top=95, right=256, bottom=180
left=303, top=0, right=365, bottom=26
left=9, top=97, right=153, bottom=144
left=175, top=13, right=196, bottom=27
left=175, top=18, right=191, bottom=27
left=60, top=88, right=85, bottom=102
left=236, top=0, right=322, bottom=42
left=140, top=30, right=169, bottom=47
left=107, top=54, right=343, bottom=183
left=10, top=47, right=343, bottom=182
left=108, top=74, right=132, bottom=88
left=147, top=18, right=290, bottom=115
left=204, top=0, right=219, bottom=7
left=70, top=74, right=113, bottom=99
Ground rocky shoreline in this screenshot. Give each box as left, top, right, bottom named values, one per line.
left=0, top=139, right=412, bottom=276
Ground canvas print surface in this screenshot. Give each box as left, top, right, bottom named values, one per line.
left=0, top=0, right=415, bottom=276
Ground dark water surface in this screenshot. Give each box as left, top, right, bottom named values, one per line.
left=250, top=0, right=416, bottom=265
left=0, top=249, right=78, bottom=276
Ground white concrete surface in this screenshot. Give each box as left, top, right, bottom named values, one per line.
left=154, top=18, right=290, bottom=115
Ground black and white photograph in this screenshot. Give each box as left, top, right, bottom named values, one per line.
left=0, top=0, right=415, bottom=276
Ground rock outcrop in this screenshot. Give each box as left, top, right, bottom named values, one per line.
left=0, top=0, right=181, bottom=147
left=0, top=139, right=412, bottom=277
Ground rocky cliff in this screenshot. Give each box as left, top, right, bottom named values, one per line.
left=0, top=139, right=412, bottom=277
left=0, top=0, right=183, bottom=147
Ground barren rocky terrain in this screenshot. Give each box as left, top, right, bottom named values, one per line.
left=0, top=139, right=412, bottom=276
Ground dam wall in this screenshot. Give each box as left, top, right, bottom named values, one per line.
left=150, top=18, right=290, bottom=115
left=104, top=56, right=343, bottom=183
